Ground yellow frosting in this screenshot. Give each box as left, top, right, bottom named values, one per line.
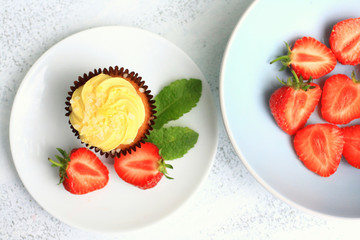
left=69, top=73, right=145, bottom=152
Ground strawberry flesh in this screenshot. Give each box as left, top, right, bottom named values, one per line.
left=342, top=125, right=360, bottom=168
left=294, top=124, right=344, bottom=177
left=321, top=74, right=360, bottom=124
left=330, top=18, right=360, bottom=65
left=49, top=147, right=109, bottom=195
left=114, top=142, right=166, bottom=190
left=270, top=83, right=321, bottom=135
left=271, top=37, right=336, bottom=80
left=291, top=37, right=336, bottom=80
left=65, top=148, right=109, bottom=194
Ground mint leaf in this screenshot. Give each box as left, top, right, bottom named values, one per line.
left=146, top=127, right=199, bottom=160
left=153, top=78, right=202, bottom=129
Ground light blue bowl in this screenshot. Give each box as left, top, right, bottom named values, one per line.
left=220, top=0, right=360, bottom=218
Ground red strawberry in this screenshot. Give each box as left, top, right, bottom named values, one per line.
left=342, top=125, right=360, bottom=168
left=330, top=17, right=360, bottom=65
left=269, top=70, right=322, bottom=135
left=114, top=142, right=172, bottom=190
left=321, top=73, right=360, bottom=124
left=48, top=148, right=109, bottom=194
left=271, top=36, right=336, bottom=80
left=294, top=124, right=344, bottom=177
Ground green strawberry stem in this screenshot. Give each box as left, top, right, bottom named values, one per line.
left=270, top=55, right=290, bottom=65
left=158, top=159, right=174, bottom=179
left=270, top=42, right=292, bottom=67
left=48, top=158, right=64, bottom=168
left=48, top=148, right=70, bottom=184
left=276, top=68, right=314, bottom=91
left=291, top=69, right=300, bottom=85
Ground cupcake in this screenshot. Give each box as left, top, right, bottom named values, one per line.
left=65, top=66, right=156, bottom=157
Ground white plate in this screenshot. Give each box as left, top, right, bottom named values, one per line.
left=221, top=0, right=360, bottom=218
left=10, top=26, right=218, bottom=232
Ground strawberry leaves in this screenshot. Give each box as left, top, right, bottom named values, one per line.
left=277, top=69, right=315, bottom=91
left=158, top=159, right=174, bottom=179
left=270, top=41, right=292, bottom=71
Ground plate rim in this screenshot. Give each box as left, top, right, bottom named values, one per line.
left=9, top=25, right=219, bottom=232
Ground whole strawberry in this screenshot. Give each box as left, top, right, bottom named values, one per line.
left=114, top=142, right=173, bottom=190
left=48, top=148, right=109, bottom=194
left=269, top=70, right=322, bottom=135
left=271, top=36, right=336, bottom=80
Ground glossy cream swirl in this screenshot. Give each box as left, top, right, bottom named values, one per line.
left=69, top=73, right=145, bottom=152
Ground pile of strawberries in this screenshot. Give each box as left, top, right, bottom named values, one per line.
left=269, top=17, right=360, bottom=177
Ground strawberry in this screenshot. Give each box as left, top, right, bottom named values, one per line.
left=341, top=125, right=360, bottom=168
left=48, top=148, right=109, bottom=194
left=294, top=124, right=344, bottom=177
left=114, top=142, right=172, bottom=190
left=269, top=69, right=322, bottom=135
left=271, top=36, right=336, bottom=80
left=321, top=73, right=360, bottom=124
left=330, top=17, right=360, bottom=65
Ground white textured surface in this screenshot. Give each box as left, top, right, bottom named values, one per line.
left=0, top=0, right=358, bottom=239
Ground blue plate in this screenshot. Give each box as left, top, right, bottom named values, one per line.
left=220, top=0, right=360, bottom=218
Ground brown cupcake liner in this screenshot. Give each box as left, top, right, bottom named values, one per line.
left=65, top=66, right=156, bottom=158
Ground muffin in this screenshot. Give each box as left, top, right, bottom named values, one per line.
left=65, top=66, right=156, bottom=157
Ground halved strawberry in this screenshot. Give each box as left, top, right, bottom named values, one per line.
left=330, top=17, right=360, bottom=65
left=342, top=125, right=360, bottom=168
left=48, top=148, right=109, bottom=194
left=294, top=123, right=344, bottom=177
left=321, top=73, right=360, bottom=124
left=271, top=36, right=336, bottom=79
left=114, top=142, right=172, bottom=190
left=269, top=70, right=322, bottom=135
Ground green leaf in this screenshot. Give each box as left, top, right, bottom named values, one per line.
left=153, top=78, right=202, bottom=129
left=146, top=126, right=199, bottom=160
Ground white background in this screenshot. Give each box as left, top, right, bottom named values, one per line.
left=1, top=0, right=358, bottom=239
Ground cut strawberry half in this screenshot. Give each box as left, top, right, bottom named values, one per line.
left=294, top=124, right=344, bottom=177
left=330, top=17, right=360, bottom=65
left=342, top=125, right=360, bottom=168
left=269, top=69, right=322, bottom=135
left=114, top=142, right=172, bottom=190
left=48, top=148, right=109, bottom=195
left=271, top=36, right=336, bottom=80
left=321, top=73, right=360, bottom=124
